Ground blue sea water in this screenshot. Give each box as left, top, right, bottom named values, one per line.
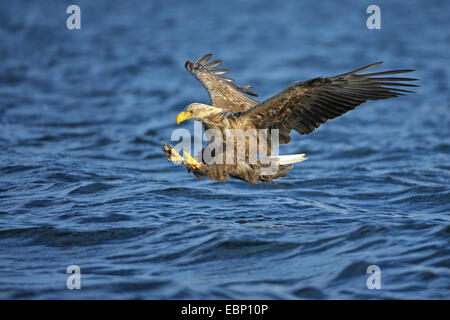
left=0, top=0, right=449, bottom=299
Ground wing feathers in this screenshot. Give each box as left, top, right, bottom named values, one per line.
left=339, top=61, right=384, bottom=76
left=204, top=60, right=223, bottom=69
left=211, top=68, right=229, bottom=75
left=361, top=69, right=415, bottom=76
left=185, top=53, right=259, bottom=112
left=240, top=62, right=418, bottom=141
left=195, top=53, right=212, bottom=64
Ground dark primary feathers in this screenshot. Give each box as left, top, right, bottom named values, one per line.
left=185, top=53, right=259, bottom=112
left=240, top=61, right=419, bottom=144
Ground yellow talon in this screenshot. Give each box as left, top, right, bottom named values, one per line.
left=163, top=144, right=183, bottom=163
left=169, top=149, right=183, bottom=163
left=183, top=151, right=200, bottom=169
left=163, top=144, right=200, bottom=169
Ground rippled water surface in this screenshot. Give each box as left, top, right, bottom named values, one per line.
left=0, top=0, right=449, bottom=299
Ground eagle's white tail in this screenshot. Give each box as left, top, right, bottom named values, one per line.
left=263, top=153, right=308, bottom=165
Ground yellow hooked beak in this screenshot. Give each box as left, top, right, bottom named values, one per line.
left=176, top=111, right=192, bottom=125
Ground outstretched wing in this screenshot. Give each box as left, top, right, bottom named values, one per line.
left=185, top=53, right=259, bottom=112
left=240, top=62, right=418, bottom=144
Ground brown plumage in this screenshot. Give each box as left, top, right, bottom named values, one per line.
left=166, top=53, right=418, bottom=184
left=185, top=53, right=259, bottom=112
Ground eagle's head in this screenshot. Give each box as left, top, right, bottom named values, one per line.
left=176, top=103, right=223, bottom=125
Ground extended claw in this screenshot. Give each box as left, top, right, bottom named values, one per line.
left=163, top=144, right=183, bottom=163
left=183, top=151, right=200, bottom=169
left=163, top=144, right=200, bottom=169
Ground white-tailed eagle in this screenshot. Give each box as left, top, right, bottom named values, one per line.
left=164, top=54, right=418, bottom=183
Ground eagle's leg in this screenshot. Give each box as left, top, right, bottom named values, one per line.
left=182, top=151, right=200, bottom=169
left=163, top=144, right=201, bottom=170
left=163, top=144, right=183, bottom=163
